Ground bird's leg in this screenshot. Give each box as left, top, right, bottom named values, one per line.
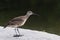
left=13, top=28, right=22, bottom=37
left=13, top=28, right=20, bottom=37
left=17, top=28, right=23, bottom=36
left=16, top=28, right=20, bottom=35
left=15, top=28, right=18, bottom=35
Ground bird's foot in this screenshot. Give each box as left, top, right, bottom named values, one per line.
left=13, top=35, right=23, bottom=37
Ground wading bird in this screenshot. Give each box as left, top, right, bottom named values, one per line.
left=4, top=11, right=39, bottom=37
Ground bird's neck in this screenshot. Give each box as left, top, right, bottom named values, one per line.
left=25, top=14, right=31, bottom=18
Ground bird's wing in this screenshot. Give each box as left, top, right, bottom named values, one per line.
left=4, top=17, right=24, bottom=28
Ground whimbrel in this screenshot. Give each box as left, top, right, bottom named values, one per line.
left=4, top=11, right=39, bottom=37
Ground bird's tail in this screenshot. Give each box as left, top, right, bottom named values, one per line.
left=3, top=26, right=6, bottom=28
left=3, top=24, right=8, bottom=29
left=3, top=26, right=6, bottom=29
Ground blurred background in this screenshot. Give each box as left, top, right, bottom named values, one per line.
left=0, top=0, right=60, bottom=35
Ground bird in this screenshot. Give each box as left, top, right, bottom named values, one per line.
left=4, top=11, right=39, bottom=37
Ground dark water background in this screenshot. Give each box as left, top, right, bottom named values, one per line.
left=0, top=0, right=60, bottom=35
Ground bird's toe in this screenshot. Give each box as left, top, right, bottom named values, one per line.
left=13, top=35, right=23, bottom=37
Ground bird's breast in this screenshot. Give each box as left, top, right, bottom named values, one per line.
left=19, top=19, right=27, bottom=26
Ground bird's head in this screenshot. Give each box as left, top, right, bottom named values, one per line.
left=26, top=11, right=39, bottom=16
left=26, top=11, right=33, bottom=16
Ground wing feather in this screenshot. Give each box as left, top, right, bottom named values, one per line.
left=4, top=17, right=24, bottom=28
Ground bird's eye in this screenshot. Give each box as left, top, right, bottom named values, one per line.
left=29, top=11, right=32, bottom=13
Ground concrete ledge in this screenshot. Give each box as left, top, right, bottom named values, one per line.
left=0, top=26, right=60, bottom=40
